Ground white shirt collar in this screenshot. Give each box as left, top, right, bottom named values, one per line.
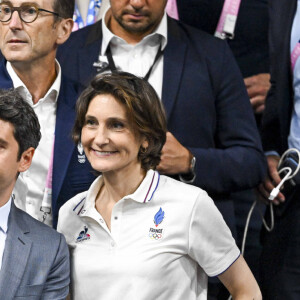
left=126, top=169, right=160, bottom=203
left=74, top=169, right=160, bottom=217
left=6, top=59, right=62, bottom=104
left=101, top=8, right=168, bottom=56
left=0, top=197, right=12, bottom=234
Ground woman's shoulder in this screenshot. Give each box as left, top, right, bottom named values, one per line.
left=159, top=174, right=206, bottom=192
left=59, top=176, right=102, bottom=216
left=57, top=190, right=89, bottom=238
left=158, top=174, right=210, bottom=204
left=59, top=191, right=88, bottom=219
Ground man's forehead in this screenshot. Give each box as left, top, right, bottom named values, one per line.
left=0, top=120, right=15, bottom=142
left=1, top=0, right=53, bottom=7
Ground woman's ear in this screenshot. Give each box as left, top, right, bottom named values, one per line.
left=141, top=139, right=149, bottom=149
left=18, top=147, right=35, bottom=173
left=56, top=18, right=74, bottom=45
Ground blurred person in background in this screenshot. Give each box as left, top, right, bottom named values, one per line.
left=257, top=0, right=300, bottom=298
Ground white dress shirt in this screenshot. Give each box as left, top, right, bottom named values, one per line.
left=101, top=9, right=168, bottom=98
left=8, top=61, right=61, bottom=227
left=0, top=197, right=12, bottom=271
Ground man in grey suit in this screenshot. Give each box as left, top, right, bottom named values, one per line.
left=0, top=89, right=70, bottom=299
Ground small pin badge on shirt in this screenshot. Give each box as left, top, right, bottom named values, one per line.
left=93, top=55, right=109, bottom=73
left=77, top=143, right=86, bottom=164
left=76, top=226, right=91, bottom=243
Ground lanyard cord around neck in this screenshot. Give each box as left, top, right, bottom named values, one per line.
left=105, top=45, right=164, bottom=81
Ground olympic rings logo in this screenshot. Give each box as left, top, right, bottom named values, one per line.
left=149, top=232, right=162, bottom=240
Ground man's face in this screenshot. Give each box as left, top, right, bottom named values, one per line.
left=0, top=0, right=60, bottom=64
left=109, top=0, right=167, bottom=38
left=0, top=119, right=23, bottom=198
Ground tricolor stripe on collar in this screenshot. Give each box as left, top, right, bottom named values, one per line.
left=123, top=169, right=160, bottom=204
left=143, top=171, right=160, bottom=203
left=73, top=197, right=86, bottom=215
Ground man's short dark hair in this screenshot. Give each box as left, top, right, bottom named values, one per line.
left=0, top=89, right=41, bottom=160
left=73, top=72, right=167, bottom=171
left=53, top=0, right=75, bottom=19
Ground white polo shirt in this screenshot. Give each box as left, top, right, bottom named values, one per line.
left=58, top=170, right=240, bottom=300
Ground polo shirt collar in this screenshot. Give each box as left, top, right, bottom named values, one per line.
left=74, top=169, right=160, bottom=217
left=0, top=197, right=12, bottom=234
left=101, top=8, right=168, bottom=56
left=125, top=169, right=160, bottom=203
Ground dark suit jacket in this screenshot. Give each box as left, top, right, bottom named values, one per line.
left=176, top=0, right=269, bottom=78
left=0, top=201, right=69, bottom=299
left=57, top=17, right=266, bottom=230
left=0, top=59, right=96, bottom=228
left=261, top=0, right=296, bottom=155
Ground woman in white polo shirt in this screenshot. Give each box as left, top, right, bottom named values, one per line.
left=58, top=72, right=261, bottom=300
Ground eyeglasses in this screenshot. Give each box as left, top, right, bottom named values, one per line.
left=0, top=3, right=59, bottom=23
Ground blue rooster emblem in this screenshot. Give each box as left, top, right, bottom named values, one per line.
left=154, top=207, right=165, bottom=227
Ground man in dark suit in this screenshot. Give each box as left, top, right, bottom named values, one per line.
left=176, top=0, right=270, bottom=287
left=0, top=0, right=95, bottom=228
left=0, top=89, right=69, bottom=299
left=57, top=0, right=266, bottom=236
left=257, top=0, right=300, bottom=298
left=176, top=0, right=270, bottom=124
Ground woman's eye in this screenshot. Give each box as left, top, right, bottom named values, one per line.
left=111, top=122, right=124, bottom=130
left=85, top=119, right=96, bottom=126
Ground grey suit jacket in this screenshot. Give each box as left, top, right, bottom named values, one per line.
left=0, top=201, right=70, bottom=300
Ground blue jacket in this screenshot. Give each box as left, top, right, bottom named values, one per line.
left=0, top=59, right=96, bottom=228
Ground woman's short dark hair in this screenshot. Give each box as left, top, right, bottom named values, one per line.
left=0, top=89, right=41, bottom=160
left=53, top=0, right=75, bottom=19
left=73, top=72, right=167, bottom=171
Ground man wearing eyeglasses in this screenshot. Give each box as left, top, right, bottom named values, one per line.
left=0, top=0, right=95, bottom=229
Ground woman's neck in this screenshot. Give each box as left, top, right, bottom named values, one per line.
left=101, top=165, right=146, bottom=203
left=94, top=165, right=146, bottom=230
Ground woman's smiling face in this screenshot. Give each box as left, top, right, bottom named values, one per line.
left=81, top=94, right=147, bottom=175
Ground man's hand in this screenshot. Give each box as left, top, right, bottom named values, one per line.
left=244, top=73, right=270, bottom=114
left=257, top=155, right=285, bottom=205
left=156, top=132, right=191, bottom=175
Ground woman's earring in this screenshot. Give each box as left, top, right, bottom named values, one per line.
left=140, top=146, right=147, bottom=153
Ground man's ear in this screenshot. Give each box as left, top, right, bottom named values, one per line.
left=18, top=147, right=35, bottom=173
left=56, top=18, right=74, bottom=45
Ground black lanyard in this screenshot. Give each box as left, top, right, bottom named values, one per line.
left=105, top=45, right=164, bottom=81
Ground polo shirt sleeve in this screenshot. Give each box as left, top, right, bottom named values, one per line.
left=187, top=190, right=240, bottom=277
